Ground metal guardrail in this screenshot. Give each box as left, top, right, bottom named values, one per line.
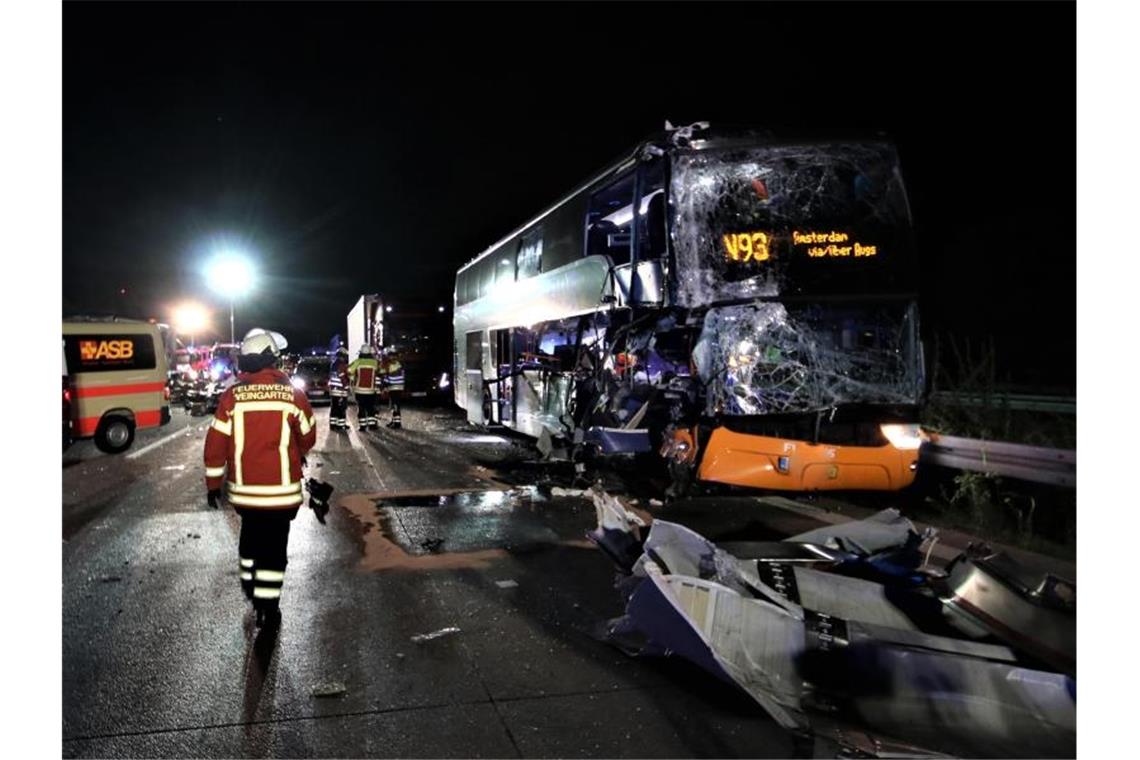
left=928, top=391, right=1076, bottom=415
left=920, top=434, right=1076, bottom=488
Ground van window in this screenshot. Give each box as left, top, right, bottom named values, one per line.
left=63, top=333, right=157, bottom=374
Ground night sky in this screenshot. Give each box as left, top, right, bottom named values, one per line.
left=63, top=1, right=1075, bottom=390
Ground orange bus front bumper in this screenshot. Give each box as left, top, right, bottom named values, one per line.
left=696, top=426, right=919, bottom=491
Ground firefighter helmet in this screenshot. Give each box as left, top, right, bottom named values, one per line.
left=359, top=345, right=375, bottom=357
left=241, top=328, right=288, bottom=356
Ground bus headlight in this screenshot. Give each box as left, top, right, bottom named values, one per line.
left=291, top=377, right=306, bottom=390
left=438, top=372, right=450, bottom=389
left=880, top=423, right=925, bottom=450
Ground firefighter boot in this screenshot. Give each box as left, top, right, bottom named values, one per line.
left=255, top=601, right=282, bottom=629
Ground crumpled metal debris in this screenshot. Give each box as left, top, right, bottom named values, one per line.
left=410, top=626, right=461, bottom=644
left=936, top=544, right=1076, bottom=676
left=585, top=487, right=648, bottom=573
left=590, top=494, right=1075, bottom=757
left=550, top=487, right=588, bottom=498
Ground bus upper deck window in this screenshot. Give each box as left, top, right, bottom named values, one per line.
left=586, top=172, right=635, bottom=260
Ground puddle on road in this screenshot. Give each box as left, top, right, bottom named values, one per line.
left=338, top=488, right=596, bottom=572
left=340, top=494, right=508, bottom=571
left=375, top=486, right=540, bottom=512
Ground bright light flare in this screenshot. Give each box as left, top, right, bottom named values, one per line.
left=205, top=253, right=255, bottom=299
left=172, top=302, right=210, bottom=336
left=880, top=423, right=926, bottom=450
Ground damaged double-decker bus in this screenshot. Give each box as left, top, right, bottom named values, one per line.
left=453, top=123, right=925, bottom=493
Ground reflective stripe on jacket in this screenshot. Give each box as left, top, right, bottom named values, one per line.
left=348, top=357, right=380, bottom=394
left=203, top=368, right=317, bottom=510
left=329, top=357, right=350, bottom=397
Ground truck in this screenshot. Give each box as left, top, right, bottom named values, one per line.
left=346, top=294, right=384, bottom=357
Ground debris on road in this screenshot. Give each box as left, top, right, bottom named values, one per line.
left=936, top=543, right=1076, bottom=675
left=550, top=487, right=588, bottom=497
left=495, top=579, right=519, bottom=589
left=420, top=537, right=445, bottom=552
left=588, top=489, right=1076, bottom=757
left=310, top=681, right=347, bottom=698
left=98, top=575, right=123, bottom=583
left=161, top=465, right=186, bottom=471
left=410, top=626, right=461, bottom=643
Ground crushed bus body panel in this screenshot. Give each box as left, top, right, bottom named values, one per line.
left=697, top=426, right=919, bottom=491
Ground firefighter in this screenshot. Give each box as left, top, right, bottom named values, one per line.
left=380, top=346, right=404, bottom=429
left=348, top=344, right=381, bottom=430
left=328, top=345, right=350, bottom=432
left=203, top=328, right=317, bottom=627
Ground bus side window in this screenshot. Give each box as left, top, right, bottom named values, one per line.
left=517, top=228, right=543, bottom=280
left=586, top=172, right=635, bottom=261
left=465, top=332, right=483, bottom=371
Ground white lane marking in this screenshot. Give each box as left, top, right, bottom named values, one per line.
left=347, top=426, right=388, bottom=490
left=126, top=422, right=209, bottom=460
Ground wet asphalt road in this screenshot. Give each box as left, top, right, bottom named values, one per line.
left=62, top=405, right=800, bottom=758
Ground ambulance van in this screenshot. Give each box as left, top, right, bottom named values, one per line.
left=62, top=319, right=171, bottom=453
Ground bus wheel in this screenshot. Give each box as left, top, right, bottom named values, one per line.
left=95, top=414, right=135, bottom=454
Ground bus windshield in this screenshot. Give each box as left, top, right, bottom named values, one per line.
left=670, top=142, right=915, bottom=306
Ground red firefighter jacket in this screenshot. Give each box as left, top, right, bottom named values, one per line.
left=348, top=356, right=380, bottom=394
left=203, top=367, right=317, bottom=510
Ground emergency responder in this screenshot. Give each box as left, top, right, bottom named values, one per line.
left=328, top=345, right=350, bottom=432
left=203, top=328, right=317, bottom=627
left=380, top=346, right=404, bottom=429
left=348, top=344, right=381, bottom=430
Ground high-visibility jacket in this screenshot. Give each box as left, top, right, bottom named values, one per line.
left=204, top=368, right=317, bottom=510
left=348, top=356, right=380, bottom=394
left=329, top=357, right=350, bottom=397
left=381, top=357, right=405, bottom=392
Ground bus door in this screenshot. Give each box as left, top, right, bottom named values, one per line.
left=491, top=328, right=513, bottom=425
left=464, top=330, right=485, bottom=425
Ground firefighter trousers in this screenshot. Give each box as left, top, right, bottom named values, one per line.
left=387, top=391, right=403, bottom=427
left=356, top=393, right=378, bottom=429
left=330, top=395, right=348, bottom=428
left=236, top=506, right=299, bottom=611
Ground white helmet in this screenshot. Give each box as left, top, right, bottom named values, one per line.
left=241, top=328, right=288, bottom=356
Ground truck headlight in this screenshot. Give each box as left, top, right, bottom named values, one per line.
left=438, top=372, right=450, bottom=389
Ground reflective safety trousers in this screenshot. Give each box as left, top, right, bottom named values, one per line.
left=203, top=368, right=317, bottom=510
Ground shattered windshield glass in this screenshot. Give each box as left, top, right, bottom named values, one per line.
left=693, top=301, right=922, bottom=414
left=670, top=143, right=915, bottom=306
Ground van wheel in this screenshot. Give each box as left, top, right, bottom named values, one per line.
left=95, top=415, right=135, bottom=454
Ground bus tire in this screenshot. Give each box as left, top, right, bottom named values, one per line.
left=95, top=414, right=135, bottom=454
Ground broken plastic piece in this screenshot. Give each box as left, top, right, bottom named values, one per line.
left=410, top=626, right=461, bottom=643
left=584, top=426, right=652, bottom=454
left=495, top=579, right=519, bottom=589
left=310, top=681, right=347, bottom=698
